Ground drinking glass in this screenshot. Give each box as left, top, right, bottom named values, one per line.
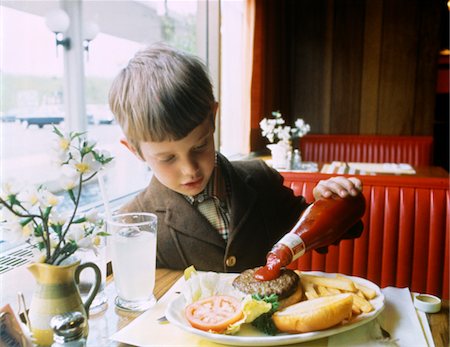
left=107, top=212, right=157, bottom=311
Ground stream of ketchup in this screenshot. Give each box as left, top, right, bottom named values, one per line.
left=255, top=193, right=365, bottom=281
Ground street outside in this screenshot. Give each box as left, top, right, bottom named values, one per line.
left=0, top=121, right=151, bottom=251
left=0, top=120, right=150, bottom=208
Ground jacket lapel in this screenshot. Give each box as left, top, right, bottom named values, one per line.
left=220, top=155, right=258, bottom=245
left=149, top=177, right=226, bottom=249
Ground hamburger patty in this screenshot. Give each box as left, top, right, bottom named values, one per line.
left=232, top=267, right=299, bottom=299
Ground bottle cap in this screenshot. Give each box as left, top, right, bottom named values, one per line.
left=413, top=294, right=442, bottom=313
left=50, top=311, right=86, bottom=343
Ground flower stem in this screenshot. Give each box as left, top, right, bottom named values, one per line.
left=51, top=174, right=84, bottom=263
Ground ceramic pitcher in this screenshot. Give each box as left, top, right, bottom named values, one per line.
left=27, top=259, right=101, bottom=346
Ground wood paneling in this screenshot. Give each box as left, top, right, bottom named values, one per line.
left=359, top=0, right=383, bottom=133
left=330, top=0, right=365, bottom=133
left=288, top=0, right=442, bottom=137
left=290, top=0, right=329, bottom=133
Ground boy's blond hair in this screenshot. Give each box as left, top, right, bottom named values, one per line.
left=109, top=43, right=214, bottom=156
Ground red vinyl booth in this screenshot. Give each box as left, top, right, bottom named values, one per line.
left=281, top=171, right=449, bottom=300
left=300, top=135, right=433, bottom=167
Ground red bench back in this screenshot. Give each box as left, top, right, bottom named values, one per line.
left=281, top=172, right=449, bottom=299
left=300, top=135, right=433, bottom=167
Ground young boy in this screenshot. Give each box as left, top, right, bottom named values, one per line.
left=109, top=43, right=362, bottom=273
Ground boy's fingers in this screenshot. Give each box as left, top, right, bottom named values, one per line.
left=315, top=177, right=362, bottom=199
left=348, top=177, right=362, bottom=192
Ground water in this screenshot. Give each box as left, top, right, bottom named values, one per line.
left=110, top=227, right=156, bottom=301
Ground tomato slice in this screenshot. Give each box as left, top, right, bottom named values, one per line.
left=185, top=295, right=243, bottom=333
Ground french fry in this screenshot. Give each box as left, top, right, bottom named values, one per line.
left=317, top=285, right=332, bottom=296
left=327, top=287, right=341, bottom=295
left=336, top=275, right=377, bottom=300
left=350, top=293, right=374, bottom=313
left=301, top=273, right=357, bottom=292
left=300, top=278, right=319, bottom=299
left=354, top=283, right=377, bottom=300
left=351, top=303, right=362, bottom=315
left=356, top=290, right=365, bottom=299
left=297, top=272, right=377, bottom=320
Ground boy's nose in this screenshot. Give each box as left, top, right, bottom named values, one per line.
left=181, top=158, right=200, bottom=176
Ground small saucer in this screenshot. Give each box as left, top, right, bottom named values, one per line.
left=413, top=294, right=441, bottom=313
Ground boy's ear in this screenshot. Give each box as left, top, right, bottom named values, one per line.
left=212, top=101, right=219, bottom=122
left=120, top=138, right=142, bottom=160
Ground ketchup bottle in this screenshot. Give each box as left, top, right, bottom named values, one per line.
left=255, top=193, right=366, bottom=281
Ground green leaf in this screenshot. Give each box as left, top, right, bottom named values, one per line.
left=36, top=241, right=46, bottom=251
left=251, top=312, right=278, bottom=335
left=71, top=131, right=86, bottom=140
left=51, top=224, right=63, bottom=235
left=34, top=225, right=43, bottom=237
left=68, top=189, right=76, bottom=204
left=72, top=217, right=87, bottom=224
left=52, top=126, right=64, bottom=137
left=8, top=194, right=19, bottom=205
left=20, top=217, right=33, bottom=227
left=43, top=206, right=52, bottom=219
left=59, top=240, right=78, bottom=256
left=250, top=294, right=280, bottom=335
left=96, top=231, right=110, bottom=237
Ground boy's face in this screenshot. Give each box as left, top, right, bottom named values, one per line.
left=129, top=117, right=216, bottom=197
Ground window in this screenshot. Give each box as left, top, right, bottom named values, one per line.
left=0, top=0, right=212, bottom=253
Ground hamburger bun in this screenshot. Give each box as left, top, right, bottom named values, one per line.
left=272, top=293, right=353, bottom=333
left=232, top=268, right=303, bottom=308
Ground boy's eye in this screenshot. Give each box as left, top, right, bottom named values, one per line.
left=193, top=141, right=207, bottom=151
left=160, top=155, right=175, bottom=163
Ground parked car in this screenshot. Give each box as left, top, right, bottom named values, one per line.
left=0, top=112, right=16, bottom=123
left=86, top=104, right=115, bottom=125
left=18, top=115, right=64, bottom=128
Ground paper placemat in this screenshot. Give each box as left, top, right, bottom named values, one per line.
left=321, top=162, right=416, bottom=175
left=111, top=279, right=432, bottom=347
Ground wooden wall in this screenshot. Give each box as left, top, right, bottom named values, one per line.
left=286, top=0, right=443, bottom=136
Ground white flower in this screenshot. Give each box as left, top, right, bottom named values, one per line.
left=0, top=127, right=114, bottom=265
left=85, top=209, right=99, bottom=223
left=60, top=176, right=79, bottom=191
left=69, top=152, right=101, bottom=175
left=66, top=224, right=85, bottom=242
left=49, top=210, right=67, bottom=226
left=260, top=112, right=311, bottom=144
left=52, top=133, right=73, bottom=163
left=1, top=181, right=22, bottom=199
left=18, top=187, right=40, bottom=208
left=38, top=189, right=62, bottom=208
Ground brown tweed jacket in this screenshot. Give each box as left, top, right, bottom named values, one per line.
left=120, top=153, right=308, bottom=273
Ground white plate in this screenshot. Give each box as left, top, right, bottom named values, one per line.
left=166, top=271, right=385, bottom=346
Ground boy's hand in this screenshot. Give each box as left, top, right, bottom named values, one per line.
left=313, top=176, right=362, bottom=201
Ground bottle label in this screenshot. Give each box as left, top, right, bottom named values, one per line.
left=277, top=233, right=306, bottom=261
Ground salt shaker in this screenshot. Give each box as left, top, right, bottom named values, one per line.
left=292, top=149, right=302, bottom=170
left=50, top=311, right=87, bottom=347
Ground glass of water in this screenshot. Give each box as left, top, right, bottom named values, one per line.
left=107, top=212, right=157, bottom=312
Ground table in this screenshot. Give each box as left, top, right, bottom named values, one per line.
left=88, top=268, right=448, bottom=347
left=257, top=155, right=449, bottom=178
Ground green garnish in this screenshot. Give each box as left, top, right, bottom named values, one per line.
left=251, top=294, right=280, bottom=335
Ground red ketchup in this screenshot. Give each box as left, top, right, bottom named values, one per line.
left=255, top=193, right=366, bottom=281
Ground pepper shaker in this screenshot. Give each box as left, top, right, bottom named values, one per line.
left=50, top=311, right=87, bottom=347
